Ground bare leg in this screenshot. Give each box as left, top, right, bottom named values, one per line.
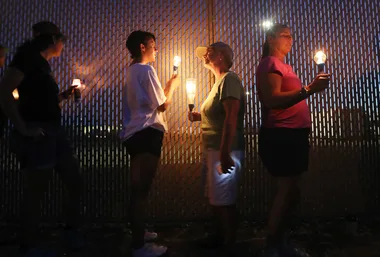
left=20, top=168, right=53, bottom=250
left=267, top=176, right=300, bottom=247
left=55, top=154, right=83, bottom=229
left=219, top=205, right=237, bottom=251
left=129, top=153, right=159, bottom=249
left=211, top=205, right=223, bottom=238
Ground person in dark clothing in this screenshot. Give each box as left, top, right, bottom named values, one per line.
left=0, top=21, right=83, bottom=257
left=0, top=44, right=8, bottom=139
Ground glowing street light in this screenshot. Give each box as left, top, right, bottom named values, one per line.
left=186, top=78, right=196, bottom=113
left=314, top=50, right=327, bottom=73
left=173, top=56, right=181, bottom=75
left=262, top=20, right=273, bottom=30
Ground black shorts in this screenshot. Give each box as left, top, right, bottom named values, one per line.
left=0, top=107, right=7, bottom=139
left=258, top=127, right=310, bottom=177
left=9, top=123, right=76, bottom=170
left=123, top=127, right=164, bottom=159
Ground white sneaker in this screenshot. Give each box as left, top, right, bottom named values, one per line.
left=144, top=231, right=158, bottom=241
left=132, top=243, right=167, bottom=257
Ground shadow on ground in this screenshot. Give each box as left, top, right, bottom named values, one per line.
left=1, top=218, right=380, bottom=256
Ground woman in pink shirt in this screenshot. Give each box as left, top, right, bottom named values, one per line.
left=256, top=24, right=330, bottom=257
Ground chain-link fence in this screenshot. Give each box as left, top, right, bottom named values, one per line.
left=0, top=0, right=379, bottom=223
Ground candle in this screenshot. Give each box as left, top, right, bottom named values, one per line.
left=173, top=56, right=181, bottom=74
left=314, top=50, right=327, bottom=73
left=186, top=78, right=196, bottom=112
left=72, top=78, right=82, bottom=88
left=72, top=79, right=82, bottom=103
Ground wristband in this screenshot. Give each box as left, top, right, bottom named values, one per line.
left=300, top=86, right=311, bottom=98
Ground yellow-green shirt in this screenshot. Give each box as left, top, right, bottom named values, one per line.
left=201, top=72, right=245, bottom=150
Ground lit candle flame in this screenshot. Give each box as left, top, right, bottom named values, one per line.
left=173, top=56, right=181, bottom=68
left=186, top=78, right=196, bottom=104
left=314, top=51, right=327, bottom=64
left=12, top=89, right=19, bottom=100
left=72, top=78, right=81, bottom=88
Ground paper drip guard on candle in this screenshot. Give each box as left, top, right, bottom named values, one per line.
left=186, top=78, right=196, bottom=112
left=72, top=79, right=82, bottom=103
left=173, top=56, right=181, bottom=75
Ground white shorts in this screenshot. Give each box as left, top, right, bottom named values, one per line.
left=201, top=149, right=244, bottom=206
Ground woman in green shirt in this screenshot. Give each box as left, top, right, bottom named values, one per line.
left=189, top=42, right=245, bottom=256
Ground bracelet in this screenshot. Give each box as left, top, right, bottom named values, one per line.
left=300, top=86, right=311, bottom=98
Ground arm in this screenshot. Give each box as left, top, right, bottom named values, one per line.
left=157, top=75, right=179, bottom=112
left=260, top=72, right=331, bottom=110
left=58, top=92, right=68, bottom=102
left=0, top=67, right=28, bottom=133
left=220, top=98, right=240, bottom=155
left=218, top=73, right=244, bottom=173
left=58, top=86, right=75, bottom=103
left=141, top=68, right=179, bottom=113
left=259, top=72, right=308, bottom=109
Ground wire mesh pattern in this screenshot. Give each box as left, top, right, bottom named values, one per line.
left=0, top=0, right=379, bottom=223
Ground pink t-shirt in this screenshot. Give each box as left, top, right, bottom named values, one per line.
left=256, top=56, right=311, bottom=128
